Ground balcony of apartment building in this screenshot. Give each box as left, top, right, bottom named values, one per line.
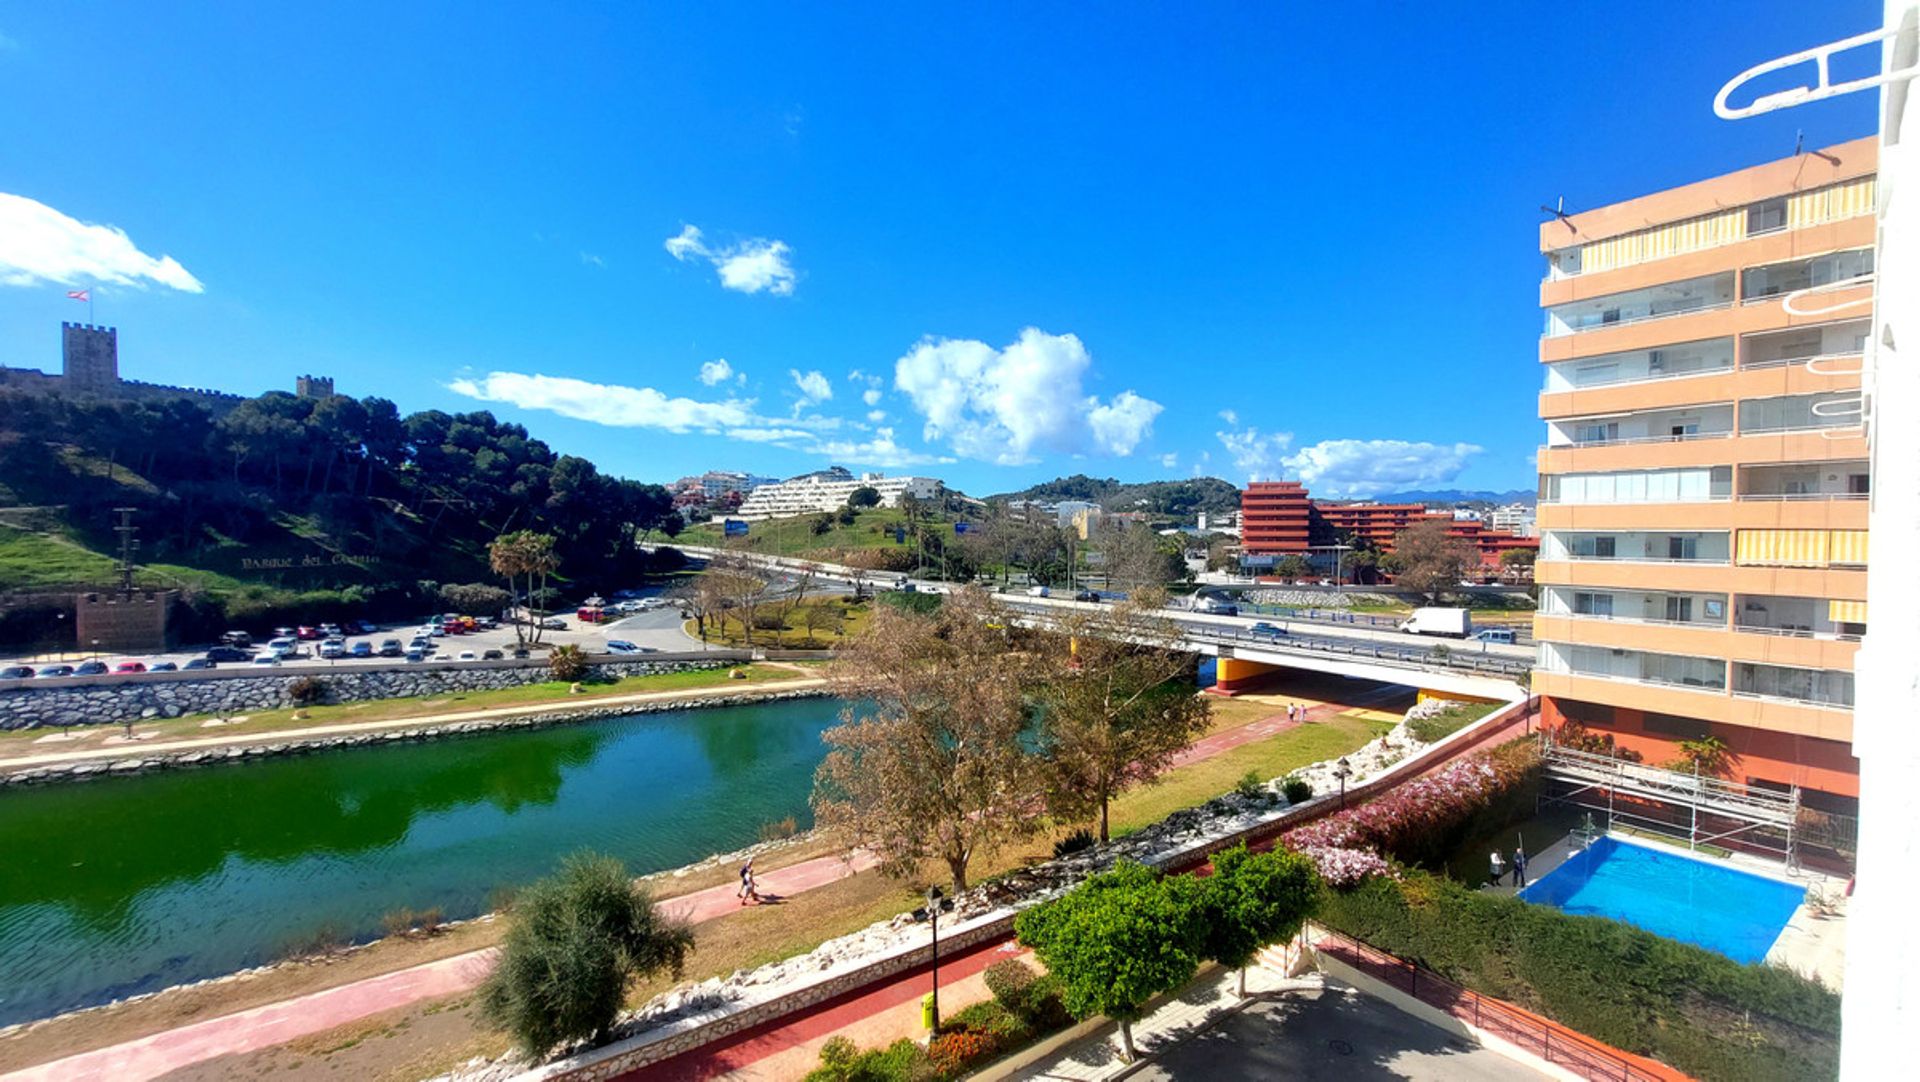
left=1737, top=248, right=1874, bottom=308
left=1732, top=661, right=1854, bottom=712
left=1538, top=402, right=1734, bottom=472
left=1737, top=459, right=1870, bottom=502
left=1543, top=272, right=1734, bottom=339
left=1728, top=594, right=1867, bottom=672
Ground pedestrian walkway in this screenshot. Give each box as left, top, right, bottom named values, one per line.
left=0, top=689, right=1384, bottom=1082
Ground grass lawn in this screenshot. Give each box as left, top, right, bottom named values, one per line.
left=0, top=664, right=814, bottom=759
left=680, top=508, right=933, bottom=558
left=688, top=595, right=871, bottom=649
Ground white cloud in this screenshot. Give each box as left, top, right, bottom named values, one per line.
left=697, top=358, right=735, bottom=386
left=1159, top=452, right=1179, bottom=469
left=1218, top=409, right=1238, bottom=426
left=867, top=409, right=888, bottom=423
left=0, top=193, right=203, bottom=292
left=449, top=372, right=753, bottom=432
left=862, top=387, right=883, bottom=407
left=664, top=224, right=797, bottom=296
left=790, top=368, right=833, bottom=408
left=811, top=427, right=955, bottom=469
left=891, top=327, right=1163, bottom=464
left=579, top=251, right=605, bottom=268
left=725, top=426, right=815, bottom=443
left=1285, top=439, right=1483, bottom=498
left=1213, top=427, right=1483, bottom=497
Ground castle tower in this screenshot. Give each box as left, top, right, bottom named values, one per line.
left=295, top=374, right=337, bottom=399
left=61, top=323, right=119, bottom=393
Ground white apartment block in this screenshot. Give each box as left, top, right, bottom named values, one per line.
left=735, top=472, right=943, bottom=520
left=1489, top=502, right=1536, bottom=536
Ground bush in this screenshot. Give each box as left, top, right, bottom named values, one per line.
left=382, top=906, right=445, bottom=938
left=287, top=675, right=326, bottom=706
left=1232, top=770, right=1265, bottom=800
left=926, top=1026, right=999, bottom=1077
left=1051, top=829, right=1096, bottom=858
left=751, top=611, right=789, bottom=631
left=802, top=1037, right=930, bottom=1082
left=479, top=853, right=693, bottom=1056
left=1281, top=776, right=1313, bottom=804
left=983, top=959, right=1037, bottom=1015
left=547, top=643, right=588, bottom=683
left=759, top=815, right=799, bottom=842
left=1319, top=872, right=1839, bottom=1082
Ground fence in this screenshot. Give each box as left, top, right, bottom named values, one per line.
left=1311, top=928, right=1683, bottom=1082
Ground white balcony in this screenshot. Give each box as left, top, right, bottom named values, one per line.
left=1542, top=339, right=1735, bottom=392
left=1539, top=529, right=1730, bottom=564
left=1544, top=273, right=1734, bottom=338
left=1546, top=403, right=1735, bottom=448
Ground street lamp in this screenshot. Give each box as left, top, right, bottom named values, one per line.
left=921, top=885, right=948, bottom=1033
left=1334, top=757, right=1353, bottom=809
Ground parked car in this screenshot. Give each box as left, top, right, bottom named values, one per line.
left=183, top=658, right=217, bottom=670
left=36, top=664, right=76, bottom=678
left=350, top=641, right=374, bottom=658
left=1026, top=585, right=1051, bottom=598
left=220, top=630, right=253, bottom=648
left=205, top=646, right=251, bottom=662
left=378, top=638, right=404, bottom=657
left=296, top=626, right=322, bottom=640
left=148, top=661, right=178, bottom=672
left=539, top=616, right=567, bottom=630
left=405, top=649, right=426, bottom=663
left=75, top=661, right=109, bottom=675
left=318, top=639, right=347, bottom=659
left=266, top=637, right=299, bottom=658
left=457, top=650, right=477, bottom=661
left=347, top=619, right=377, bottom=635
left=432, top=653, right=453, bottom=662
left=604, top=640, right=643, bottom=655
left=114, top=661, right=148, bottom=673
left=1, top=665, right=36, bottom=679
left=511, top=646, right=531, bottom=659
left=251, top=654, right=282, bottom=667
left=1073, top=589, right=1101, bottom=603
left=273, top=626, right=295, bottom=639
left=474, top=616, right=499, bottom=629
left=319, top=623, right=343, bottom=638
left=481, top=648, right=504, bottom=660
left=1248, top=621, right=1287, bottom=639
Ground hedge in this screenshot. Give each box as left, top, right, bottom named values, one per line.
left=1318, top=872, right=1840, bottom=1082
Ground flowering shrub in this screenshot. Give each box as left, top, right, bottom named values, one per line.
left=927, top=1025, right=1000, bottom=1077
left=1298, top=846, right=1396, bottom=888
left=1280, top=742, right=1537, bottom=888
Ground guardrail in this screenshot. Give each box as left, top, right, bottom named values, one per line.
left=1311, top=928, right=1678, bottom=1082
left=1191, top=624, right=1533, bottom=679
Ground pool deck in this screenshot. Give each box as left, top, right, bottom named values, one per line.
left=1478, top=829, right=1849, bottom=991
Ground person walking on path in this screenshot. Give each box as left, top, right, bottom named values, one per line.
left=738, top=857, right=760, bottom=906
left=1510, top=847, right=1528, bottom=888
left=1489, top=850, right=1505, bottom=886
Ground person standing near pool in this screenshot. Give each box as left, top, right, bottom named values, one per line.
left=1511, top=847, right=1528, bottom=888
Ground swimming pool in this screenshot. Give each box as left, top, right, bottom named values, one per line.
left=1519, top=836, right=1804, bottom=964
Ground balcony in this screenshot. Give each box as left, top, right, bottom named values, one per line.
left=1539, top=530, right=1730, bottom=565
left=1540, top=586, right=1727, bottom=629
left=1733, top=662, right=1854, bottom=710
left=1538, top=642, right=1727, bottom=693
left=1740, top=319, right=1870, bottom=373
left=1740, top=249, right=1874, bottom=305
left=1734, top=594, right=1865, bottom=642
left=1541, top=339, right=1735, bottom=392
left=1738, top=460, right=1870, bottom=502
left=1544, top=273, right=1735, bottom=338
left=1540, top=466, right=1732, bottom=505
left=1546, top=403, right=1734, bottom=449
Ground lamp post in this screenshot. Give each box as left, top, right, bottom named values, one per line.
left=925, top=885, right=944, bottom=1033
left=1335, top=757, right=1353, bottom=809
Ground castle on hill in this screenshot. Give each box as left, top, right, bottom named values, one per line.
left=0, top=323, right=334, bottom=413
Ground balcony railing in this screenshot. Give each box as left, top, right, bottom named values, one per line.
left=1734, top=623, right=1864, bottom=643
left=1730, top=689, right=1854, bottom=710
left=1542, top=668, right=1727, bottom=693
left=1736, top=491, right=1869, bottom=501
left=1740, top=349, right=1866, bottom=374
left=1549, top=612, right=1729, bottom=631
left=1540, top=555, right=1730, bottom=565
left=1541, top=365, right=1734, bottom=394
left=1542, top=430, right=1731, bottom=451
left=1545, top=299, right=1734, bottom=338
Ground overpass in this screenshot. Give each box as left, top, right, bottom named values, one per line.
left=674, top=545, right=1532, bottom=703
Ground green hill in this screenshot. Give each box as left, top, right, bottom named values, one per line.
left=991, top=474, right=1241, bottom=516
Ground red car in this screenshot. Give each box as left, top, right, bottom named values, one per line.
left=296, top=626, right=322, bottom=640
left=114, top=661, right=147, bottom=674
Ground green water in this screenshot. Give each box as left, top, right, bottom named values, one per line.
left=0, top=697, right=854, bottom=1025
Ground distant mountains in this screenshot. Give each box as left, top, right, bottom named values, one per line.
left=988, top=475, right=1534, bottom=515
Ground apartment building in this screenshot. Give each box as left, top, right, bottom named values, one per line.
left=1532, top=138, right=1876, bottom=804
left=1239, top=485, right=1537, bottom=569
left=734, top=471, right=943, bottom=520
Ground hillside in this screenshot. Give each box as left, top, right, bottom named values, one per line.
left=991, top=474, right=1241, bottom=516
left=679, top=506, right=938, bottom=571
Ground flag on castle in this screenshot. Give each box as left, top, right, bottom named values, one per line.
left=66, top=290, right=89, bottom=302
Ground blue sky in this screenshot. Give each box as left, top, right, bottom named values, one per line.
left=0, top=2, right=1879, bottom=497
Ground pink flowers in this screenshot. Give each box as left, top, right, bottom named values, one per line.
left=1298, top=846, right=1395, bottom=888
left=1281, top=747, right=1534, bottom=889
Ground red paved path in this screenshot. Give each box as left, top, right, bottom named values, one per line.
left=0, top=690, right=1379, bottom=1082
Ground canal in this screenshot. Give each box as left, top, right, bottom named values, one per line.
left=0, top=696, right=852, bottom=1026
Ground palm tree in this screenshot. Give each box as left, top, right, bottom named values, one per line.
left=490, top=531, right=561, bottom=646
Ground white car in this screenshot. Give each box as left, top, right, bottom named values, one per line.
left=1026, top=585, right=1051, bottom=598
left=637, top=598, right=666, bottom=611
left=251, top=654, right=282, bottom=667
left=266, top=637, right=299, bottom=658
left=604, top=640, right=644, bottom=655
left=458, top=650, right=477, bottom=661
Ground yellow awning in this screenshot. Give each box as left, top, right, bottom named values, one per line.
left=1828, top=599, right=1868, bottom=624
left=1736, top=529, right=1830, bottom=567
left=1787, top=177, right=1877, bottom=229
left=1828, top=529, right=1870, bottom=566
left=1580, top=209, right=1745, bottom=275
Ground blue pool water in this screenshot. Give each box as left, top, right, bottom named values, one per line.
left=1519, top=836, right=1804, bottom=964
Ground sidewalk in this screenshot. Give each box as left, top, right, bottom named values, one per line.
left=0, top=692, right=1362, bottom=1082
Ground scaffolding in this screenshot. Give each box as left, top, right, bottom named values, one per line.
left=1538, top=734, right=1802, bottom=871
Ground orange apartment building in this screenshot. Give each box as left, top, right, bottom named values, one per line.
left=1532, top=138, right=1876, bottom=805
left=1240, top=486, right=1536, bottom=569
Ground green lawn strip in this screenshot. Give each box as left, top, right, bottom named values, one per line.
left=1109, top=712, right=1394, bottom=836
left=685, top=596, right=872, bottom=649
left=0, top=664, right=806, bottom=754
left=681, top=508, right=936, bottom=558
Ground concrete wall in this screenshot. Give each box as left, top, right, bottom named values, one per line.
left=0, top=653, right=750, bottom=731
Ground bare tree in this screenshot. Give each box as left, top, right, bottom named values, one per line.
left=1035, top=597, right=1211, bottom=842
left=799, top=600, right=843, bottom=645
left=811, top=587, right=1039, bottom=891
left=1389, top=519, right=1476, bottom=603
left=707, top=555, right=774, bottom=645
left=1103, top=525, right=1180, bottom=593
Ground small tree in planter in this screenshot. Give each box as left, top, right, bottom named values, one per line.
left=287, top=676, right=325, bottom=718
left=1199, top=843, right=1320, bottom=996
left=547, top=644, right=588, bottom=684
left=1014, top=860, right=1204, bottom=1062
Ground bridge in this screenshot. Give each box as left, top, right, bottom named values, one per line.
left=675, top=546, right=1533, bottom=704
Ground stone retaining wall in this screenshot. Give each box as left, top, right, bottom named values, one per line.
left=0, top=688, right=830, bottom=788
left=0, top=655, right=749, bottom=731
